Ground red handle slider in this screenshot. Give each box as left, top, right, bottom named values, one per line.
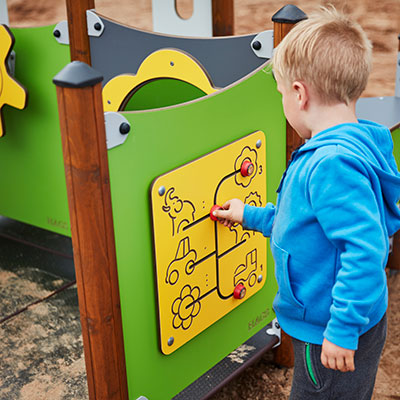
left=241, top=160, right=254, bottom=177
left=233, top=283, right=246, bottom=299
left=210, top=205, right=223, bottom=221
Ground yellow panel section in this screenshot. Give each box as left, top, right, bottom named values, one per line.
left=151, top=131, right=267, bottom=354
left=103, top=49, right=217, bottom=112
left=0, top=25, right=28, bottom=137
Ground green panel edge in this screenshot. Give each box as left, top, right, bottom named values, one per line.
left=107, top=63, right=286, bottom=399
left=392, top=128, right=400, bottom=166
left=1, top=25, right=70, bottom=236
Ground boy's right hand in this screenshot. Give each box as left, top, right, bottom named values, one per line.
left=212, top=199, right=245, bottom=228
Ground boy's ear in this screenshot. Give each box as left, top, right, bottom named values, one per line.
left=292, top=81, right=309, bottom=110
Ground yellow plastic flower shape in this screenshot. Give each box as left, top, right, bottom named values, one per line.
left=171, top=285, right=201, bottom=330
left=0, top=25, right=27, bottom=137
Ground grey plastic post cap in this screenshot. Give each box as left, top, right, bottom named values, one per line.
left=53, top=61, right=103, bottom=88
left=272, top=5, right=307, bottom=24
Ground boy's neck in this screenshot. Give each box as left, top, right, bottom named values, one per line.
left=308, top=100, right=358, bottom=137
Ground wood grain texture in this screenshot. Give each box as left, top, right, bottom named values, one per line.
left=271, top=17, right=303, bottom=369
left=55, top=81, right=128, bottom=400
left=66, top=0, right=94, bottom=64
left=273, top=21, right=305, bottom=166
left=212, top=0, right=234, bottom=36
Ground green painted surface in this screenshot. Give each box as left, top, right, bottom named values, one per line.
left=0, top=26, right=287, bottom=398
left=107, top=63, right=286, bottom=399
left=1, top=26, right=70, bottom=235
left=124, top=78, right=207, bottom=111
left=392, top=128, right=400, bottom=165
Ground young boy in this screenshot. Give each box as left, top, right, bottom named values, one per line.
left=213, top=7, right=400, bottom=400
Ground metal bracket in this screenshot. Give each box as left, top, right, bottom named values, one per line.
left=250, top=30, right=274, bottom=59
left=7, top=50, right=15, bottom=77
left=266, top=318, right=281, bottom=348
left=389, top=236, right=394, bottom=253
left=395, top=49, right=400, bottom=98
left=105, top=112, right=131, bottom=150
left=53, top=20, right=69, bottom=45
left=86, top=9, right=104, bottom=37
left=53, top=10, right=104, bottom=45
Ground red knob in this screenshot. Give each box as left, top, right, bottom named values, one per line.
left=233, top=283, right=246, bottom=299
left=241, top=160, right=254, bottom=177
left=210, top=205, right=223, bottom=221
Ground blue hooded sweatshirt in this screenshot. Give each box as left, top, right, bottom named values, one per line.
left=243, top=120, right=400, bottom=350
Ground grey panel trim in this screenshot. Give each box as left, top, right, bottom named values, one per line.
left=87, top=9, right=105, bottom=37
left=152, top=0, right=212, bottom=38
left=105, top=112, right=130, bottom=149
left=53, top=20, right=69, bottom=45
left=266, top=317, right=281, bottom=348
left=395, top=51, right=400, bottom=98
left=7, top=50, right=15, bottom=77
left=356, top=96, right=400, bottom=131
left=251, top=30, right=274, bottom=59
left=90, top=14, right=267, bottom=87
left=0, top=0, right=9, bottom=26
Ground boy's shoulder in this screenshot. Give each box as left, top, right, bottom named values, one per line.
left=301, top=143, right=370, bottom=184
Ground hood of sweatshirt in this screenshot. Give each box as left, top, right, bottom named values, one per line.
left=297, top=119, right=400, bottom=236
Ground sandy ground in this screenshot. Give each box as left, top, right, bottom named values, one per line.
left=5, top=1, right=400, bottom=399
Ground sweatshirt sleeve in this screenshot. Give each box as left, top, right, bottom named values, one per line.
left=242, top=203, right=276, bottom=237
left=308, top=153, right=388, bottom=350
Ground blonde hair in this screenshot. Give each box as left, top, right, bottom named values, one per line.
left=272, top=6, right=372, bottom=105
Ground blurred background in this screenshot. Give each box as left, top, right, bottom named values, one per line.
left=7, top=0, right=400, bottom=97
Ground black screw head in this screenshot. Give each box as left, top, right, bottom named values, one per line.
left=119, top=122, right=130, bottom=135
left=94, top=22, right=102, bottom=31
left=252, top=40, right=262, bottom=50
left=53, top=29, right=61, bottom=38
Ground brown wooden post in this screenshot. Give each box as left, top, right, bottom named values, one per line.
left=53, top=62, right=128, bottom=400
left=271, top=5, right=307, bottom=368
left=212, top=0, right=234, bottom=36
left=65, top=0, right=95, bottom=64
left=387, top=232, right=400, bottom=270
left=272, top=5, right=307, bottom=166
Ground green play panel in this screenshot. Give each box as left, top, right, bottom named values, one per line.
left=107, top=62, right=286, bottom=399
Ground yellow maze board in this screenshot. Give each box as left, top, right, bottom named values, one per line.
left=151, top=131, right=267, bottom=354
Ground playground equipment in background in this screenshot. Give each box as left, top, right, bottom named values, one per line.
left=0, top=25, right=27, bottom=137
left=0, top=0, right=398, bottom=398
left=152, top=0, right=213, bottom=37
left=1, top=1, right=291, bottom=398
left=356, top=35, right=400, bottom=270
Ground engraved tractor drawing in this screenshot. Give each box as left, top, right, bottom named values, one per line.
left=162, top=187, right=196, bottom=235
left=234, top=249, right=258, bottom=288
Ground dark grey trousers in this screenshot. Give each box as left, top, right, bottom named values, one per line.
left=290, top=315, right=387, bottom=400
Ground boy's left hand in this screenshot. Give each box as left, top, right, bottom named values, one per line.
left=321, top=339, right=355, bottom=372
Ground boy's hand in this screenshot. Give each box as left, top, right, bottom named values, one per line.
left=212, top=199, right=245, bottom=228
left=321, top=338, right=355, bottom=372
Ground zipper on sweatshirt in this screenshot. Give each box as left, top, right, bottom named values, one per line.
left=305, top=343, right=318, bottom=386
